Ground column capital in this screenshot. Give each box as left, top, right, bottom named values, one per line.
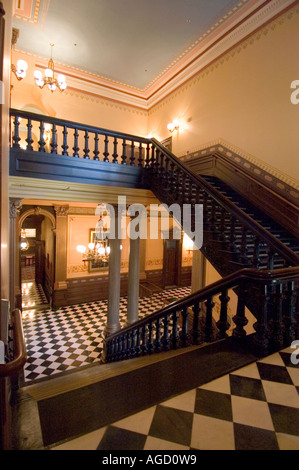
left=9, top=198, right=23, bottom=219
left=54, top=205, right=69, bottom=217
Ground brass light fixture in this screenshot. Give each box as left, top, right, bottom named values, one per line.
left=11, top=28, right=28, bottom=82
left=34, top=44, right=67, bottom=93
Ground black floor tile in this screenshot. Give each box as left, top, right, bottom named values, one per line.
left=234, top=423, right=279, bottom=450
left=149, top=405, right=193, bottom=447
left=257, top=362, right=293, bottom=385
left=229, top=374, right=266, bottom=401
left=268, top=403, right=299, bottom=436
left=97, top=426, right=147, bottom=450
left=194, top=388, right=232, bottom=422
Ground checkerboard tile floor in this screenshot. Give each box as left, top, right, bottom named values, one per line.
left=22, top=281, right=49, bottom=310
left=51, top=347, right=299, bottom=450
left=22, top=285, right=191, bottom=384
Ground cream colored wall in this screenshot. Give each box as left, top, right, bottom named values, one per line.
left=11, top=52, right=148, bottom=137
left=148, top=6, right=299, bottom=184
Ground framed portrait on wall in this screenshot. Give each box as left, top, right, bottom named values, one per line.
left=88, top=229, right=110, bottom=272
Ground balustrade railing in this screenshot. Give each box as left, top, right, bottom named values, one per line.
left=10, top=109, right=150, bottom=166
left=102, top=267, right=299, bottom=363
left=10, top=109, right=299, bottom=272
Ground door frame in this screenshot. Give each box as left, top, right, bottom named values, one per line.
left=162, top=230, right=182, bottom=288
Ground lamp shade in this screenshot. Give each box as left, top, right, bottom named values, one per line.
left=17, top=59, right=28, bottom=71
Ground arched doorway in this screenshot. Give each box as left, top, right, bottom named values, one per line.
left=19, top=207, right=56, bottom=311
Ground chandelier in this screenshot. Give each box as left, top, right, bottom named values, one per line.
left=34, top=44, right=67, bottom=93
left=77, top=216, right=110, bottom=267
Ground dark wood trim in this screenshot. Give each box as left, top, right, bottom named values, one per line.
left=10, top=149, right=146, bottom=189
left=183, top=147, right=299, bottom=238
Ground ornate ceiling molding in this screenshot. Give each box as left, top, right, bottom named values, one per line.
left=13, top=0, right=297, bottom=110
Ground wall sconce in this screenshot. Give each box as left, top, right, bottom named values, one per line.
left=11, top=59, right=28, bottom=81
left=167, top=120, right=180, bottom=133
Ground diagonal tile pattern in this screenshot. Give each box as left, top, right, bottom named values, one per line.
left=21, top=285, right=191, bottom=384
left=51, top=348, right=299, bottom=451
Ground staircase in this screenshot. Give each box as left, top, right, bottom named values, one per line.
left=5, top=109, right=299, bottom=449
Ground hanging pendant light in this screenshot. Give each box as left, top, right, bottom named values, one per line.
left=34, top=44, right=67, bottom=93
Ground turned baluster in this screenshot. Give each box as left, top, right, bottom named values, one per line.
left=204, top=296, right=215, bottom=342
left=94, top=133, right=100, bottom=160
left=26, top=118, right=34, bottom=151
left=150, top=143, right=155, bottom=169
left=73, top=128, right=79, bottom=157
left=83, top=130, right=90, bottom=159
left=283, top=281, right=297, bottom=345
left=50, top=123, right=57, bottom=154
left=141, top=324, right=148, bottom=354
left=232, top=286, right=249, bottom=340
left=252, top=283, right=270, bottom=355
left=171, top=310, right=180, bottom=349
left=138, top=142, right=143, bottom=167
left=270, top=282, right=285, bottom=350
left=180, top=306, right=189, bottom=347
left=253, top=236, right=261, bottom=268
left=130, top=330, right=136, bottom=357
left=135, top=328, right=141, bottom=357
left=155, top=318, right=162, bottom=353
left=112, top=137, right=118, bottom=163
left=216, top=289, right=231, bottom=339
left=38, top=121, right=46, bottom=152
left=162, top=314, right=170, bottom=351
left=62, top=125, right=69, bottom=156
left=148, top=321, right=153, bottom=354
left=12, top=116, right=21, bottom=148
left=145, top=142, right=151, bottom=168
left=121, top=139, right=127, bottom=164
left=125, top=332, right=131, bottom=359
left=103, top=135, right=109, bottom=162
left=191, top=301, right=201, bottom=344
left=129, top=140, right=135, bottom=166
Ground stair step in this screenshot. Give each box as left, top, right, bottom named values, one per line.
left=18, top=338, right=258, bottom=449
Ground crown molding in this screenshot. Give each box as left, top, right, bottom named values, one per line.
left=14, top=0, right=297, bottom=110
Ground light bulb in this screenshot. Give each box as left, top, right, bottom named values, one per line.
left=106, top=247, right=111, bottom=255
left=167, top=123, right=174, bottom=132
left=173, top=119, right=180, bottom=128
left=88, top=243, right=95, bottom=250
left=48, top=83, right=56, bottom=92
left=98, top=247, right=105, bottom=255
left=44, top=123, right=51, bottom=132
left=57, top=74, right=65, bottom=84
left=77, top=245, right=86, bottom=254
left=59, top=82, right=67, bottom=91
left=36, top=78, right=44, bottom=88
left=17, top=59, right=28, bottom=71
left=34, top=70, right=42, bottom=79
left=45, top=68, right=53, bottom=78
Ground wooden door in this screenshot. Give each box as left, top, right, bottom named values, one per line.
left=163, top=239, right=181, bottom=288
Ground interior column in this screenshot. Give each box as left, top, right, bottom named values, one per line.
left=127, top=215, right=140, bottom=325
left=106, top=205, right=122, bottom=335
left=53, top=205, right=69, bottom=307
left=9, top=198, right=23, bottom=311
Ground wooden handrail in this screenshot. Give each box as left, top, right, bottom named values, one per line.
left=0, top=309, right=27, bottom=378
left=151, top=138, right=299, bottom=267
left=105, top=266, right=299, bottom=341
left=10, top=108, right=150, bottom=146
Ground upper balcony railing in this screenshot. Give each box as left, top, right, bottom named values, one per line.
left=10, top=108, right=299, bottom=271
left=10, top=108, right=151, bottom=166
